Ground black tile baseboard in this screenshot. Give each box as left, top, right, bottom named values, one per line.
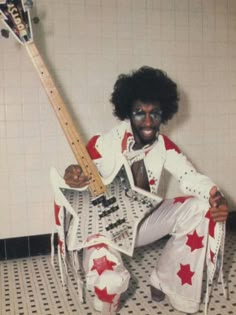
left=0, top=212, right=235, bottom=261
left=227, top=211, right=236, bottom=231
left=5, top=236, right=29, bottom=259
left=29, top=234, right=53, bottom=256
left=0, top=234, right=58, bottom=261
left=0, top=239, right=6, bottom=260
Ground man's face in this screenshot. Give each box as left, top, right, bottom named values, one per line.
left=130, top=100, right=162, bottom=147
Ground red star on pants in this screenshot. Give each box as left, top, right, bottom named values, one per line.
left=173, top=196, right=193, bottom=204
left=95, top=286, right=116, bottom=304
left=86, top=233, right=104, bottom=242
left=87, top=243, right=109, bottom=250
left=186, top=230, right=204, bottom=252
left=177, top=264, right=195, bottom=285
left=91, top=255, right=117, bottom=275
left=205, top=210, right=216, bottom=238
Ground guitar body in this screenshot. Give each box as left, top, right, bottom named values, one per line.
left=51, top=160, right=162, bottom=256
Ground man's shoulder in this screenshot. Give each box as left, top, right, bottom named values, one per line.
left=86, top=122, right=127, bottom=156
left=86, top=135, right=102, bottom=159
left=99, top=121, right=131, bottom=143
left=160, top=134, right=181, bottom=153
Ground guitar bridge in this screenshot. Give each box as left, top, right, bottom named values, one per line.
left=105, top=218, right=126, bottom=231
left=112, top=226, right=129, bottom=242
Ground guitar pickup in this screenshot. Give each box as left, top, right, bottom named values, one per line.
left=99, top=205, right=119, bottom=219
left=92, top=195, right=106, bottom=206
left=92, top=196, right=116, bottom=207
left=105, top=218, right=126, bottom=231
left=102, top=197, right=116, bottom=207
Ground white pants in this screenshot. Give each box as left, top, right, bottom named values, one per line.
left=83, top=196, right=220, bottom=314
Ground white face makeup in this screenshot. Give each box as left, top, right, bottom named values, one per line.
left=130, top=100, right=162, bottom=147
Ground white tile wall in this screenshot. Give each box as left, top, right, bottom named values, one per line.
left=0, top=0, right=235, bottom=238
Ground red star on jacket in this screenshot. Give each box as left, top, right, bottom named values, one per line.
left=163, top=134, right=181, bottom=153
left=91, top=255, right=117, bottom=275
left=54, top=202, right=61, bottom=225
left=173, top=196, right=193, bottom=204
left=205, top=210, right=216, bottom=238
left=186, top=230, right=204, bottom=252
left=177, top=264, right=195, bottom=285
left=86, top=135, right=102, bottom=159
left=95, top=286, right=116, bottom=304
left=149, top=178, right=156, bottom=185
left=121, top=131, right=133, bottom=153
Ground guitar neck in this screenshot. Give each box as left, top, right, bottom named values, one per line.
left=25, top=42, right=106, bottom=197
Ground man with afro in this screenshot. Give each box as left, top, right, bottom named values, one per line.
left=63, top=66, right=228, bottom=314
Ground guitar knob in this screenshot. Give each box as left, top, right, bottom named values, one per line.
left=32, top=17, right=40, bottom=24
left=1, top=29, right=9, bottom=38
left=24, top=0, right=33, bottom=9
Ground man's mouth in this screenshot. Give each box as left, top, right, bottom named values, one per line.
left=140, top=128, right=156, bottom=138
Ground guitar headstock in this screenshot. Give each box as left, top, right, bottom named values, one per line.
left=0, top=0, right=33, bottom=45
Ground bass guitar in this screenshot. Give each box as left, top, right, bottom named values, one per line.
left=0, top=0, right=162, bottom=256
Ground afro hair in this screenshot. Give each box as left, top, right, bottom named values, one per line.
left=110, top=66, right=179, bottom=124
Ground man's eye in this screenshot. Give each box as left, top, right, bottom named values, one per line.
left=132, top=110, right=162, bottom=121
left=132, top=111, right=145, bottom=120
left=151, top=112, right=162, bottom=120
left=136, top=112, right=145, bottom=117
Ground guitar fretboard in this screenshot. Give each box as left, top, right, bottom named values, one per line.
left=25, top=42, right=106, bottom=197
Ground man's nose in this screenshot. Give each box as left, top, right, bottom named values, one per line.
left=143, top=113, right=152, bottom=126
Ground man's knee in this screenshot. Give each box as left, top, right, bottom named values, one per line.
left=187, top=196, right=210, bottom=215
left=83, top=242, right=130, bottom=289
left=94, top=267, right=130, bottom=294
left=92, top=268, right=130, bottom=312
left=83, top=244, right=130, bottom=313
left=174, top=196, right=210, bottom=233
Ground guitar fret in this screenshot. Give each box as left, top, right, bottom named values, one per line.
left=25, top=42, right=106, bottom=197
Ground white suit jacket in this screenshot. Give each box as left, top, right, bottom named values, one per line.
left=86, top=121, right=214, bottom=201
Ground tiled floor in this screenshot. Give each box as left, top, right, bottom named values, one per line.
left=0, top=231, right=236, bottom=315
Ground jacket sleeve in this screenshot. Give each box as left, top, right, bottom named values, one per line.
left=162, top=135, right=215, bottom=201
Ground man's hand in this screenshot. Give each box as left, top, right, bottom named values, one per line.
left=209, top=186, right=228, bottom=222
left=64, top=164, right=91, bottom=188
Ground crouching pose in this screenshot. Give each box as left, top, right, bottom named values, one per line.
left=55, top=67, right=228, bottom=314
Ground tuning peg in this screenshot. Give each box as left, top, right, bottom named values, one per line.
left=32, top=16, right=40, bottom=24
left=24, top=0, right=33, bottom=9
left=1, top=29, right=10, bottom=38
